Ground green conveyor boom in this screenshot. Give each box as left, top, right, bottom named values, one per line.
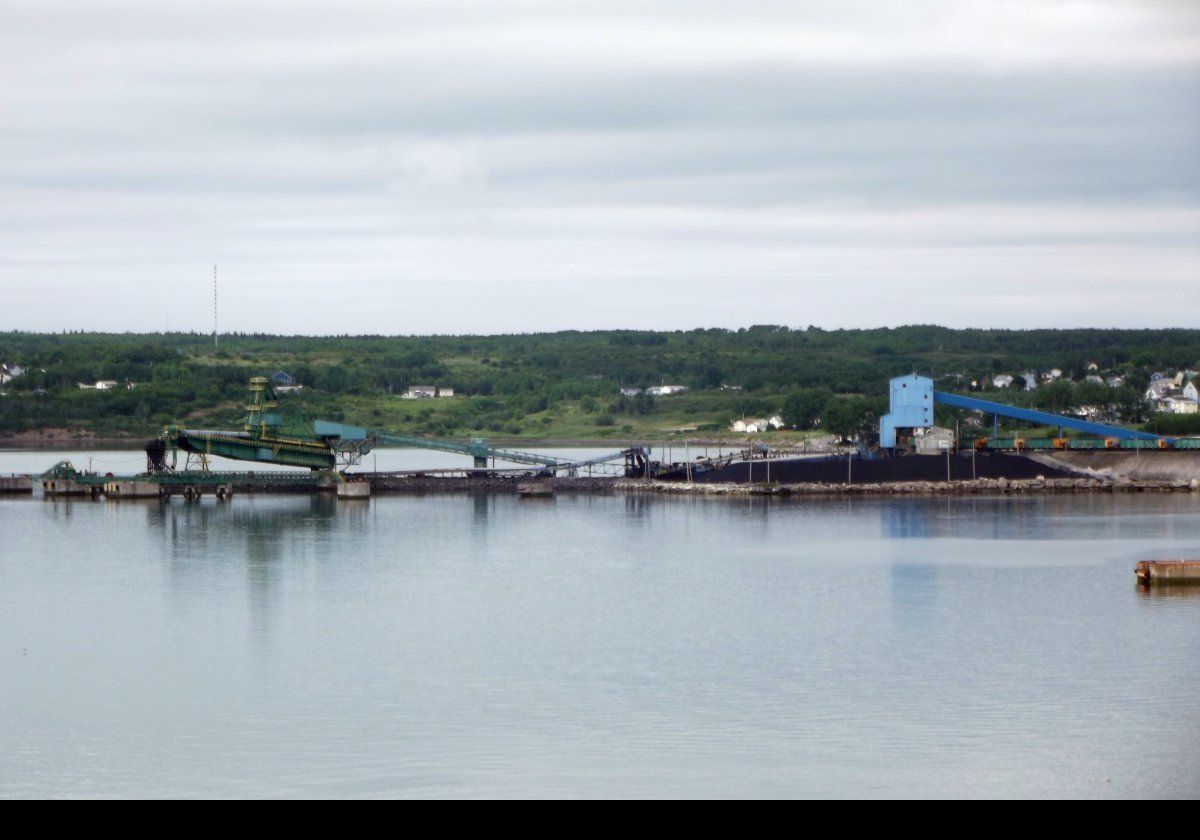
left=311, top=420, right=570, bottom=470
left=155, top=376, right=627, bottom=474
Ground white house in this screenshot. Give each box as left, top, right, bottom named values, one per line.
left=993, top=374, right=1014, bottom=389
left=1184, top=380, right=1199, bottom=402
left=1021, top=372, right=1038, bottom=391
left=1163, top=397, right=1198, bottom=415
left=270, top=370, right=302, bottom=394
left=646, top=385, right=687, bottom=397
left=1041, top=368, right=1063, bottom=382
left=1077, top=404, right=1118, bottom=423
left=732, top=415, right=785, bottom=433
left=0, top=363, right=24, bottom=384
left=78, top=380, right=118, bottom=390
left=1145, top=379, right=1175, bottom=402
left=402, top=384, right=437, bottom=399
left=732, top=418, right=768, bottom=433
left=437, top=387, right=455, bottom=398
left=619, top=387, right=641, bottom=397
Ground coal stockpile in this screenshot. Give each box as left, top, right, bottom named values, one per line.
left=688, top=453, right=1078, bottom=485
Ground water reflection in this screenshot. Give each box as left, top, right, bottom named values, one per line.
left=42, top=495, right=99, bottom=521
left=872, top=494, right=1200, bottom=543
left=147, top=496, right=340, bottom=615
left=623, top=493, right=652, bottom=524
left=472, top=493, right=490, bottom=525
left=1136, top=583, right=1200, bottom=600
left=4, top=490, right=1200, bottom=798
left=881, top=501, right=936, bottom=539
left=890, top=563, right=940, bottom=626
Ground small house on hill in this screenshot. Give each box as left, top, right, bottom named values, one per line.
left=270, top=370, right=302, bottom=393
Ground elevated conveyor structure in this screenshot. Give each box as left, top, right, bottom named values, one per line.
left=310, top=421, right=576, bottom=470
left=152, top=376, right=644, bottom=476
left=881, top=374, right=1173, bottom=450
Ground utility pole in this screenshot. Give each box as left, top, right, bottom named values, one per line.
left=213, top=264, right=219, bottom=351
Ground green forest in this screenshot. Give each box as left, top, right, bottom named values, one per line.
left=2, top=326, right=1199, bottom=442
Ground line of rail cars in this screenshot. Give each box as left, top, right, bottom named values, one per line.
left=975, top=436, right=1200, bottom=451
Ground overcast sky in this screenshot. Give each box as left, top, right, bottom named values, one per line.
left=1, top=0, right=1197, bottom=334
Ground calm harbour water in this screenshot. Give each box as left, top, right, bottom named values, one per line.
left=1, top=449, right=1198, bottom=798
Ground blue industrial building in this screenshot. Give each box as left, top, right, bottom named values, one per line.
left=880, top=374, right=1172, bottom=450
left=879, top=374, right=935, bottom=448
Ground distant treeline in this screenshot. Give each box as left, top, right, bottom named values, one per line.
left=1, top=326, right=1198, bottom=437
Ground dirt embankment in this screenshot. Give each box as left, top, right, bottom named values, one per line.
left=1026, top=451, right=1200, bottom=482
left=0, top=428, right=142, bottom=448
left=1, top=428, right=99, bottom=444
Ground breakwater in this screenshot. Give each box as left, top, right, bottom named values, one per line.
left=10, top=473, right=1200, bottom=499
left=616, top=476, right=1200, bottom=497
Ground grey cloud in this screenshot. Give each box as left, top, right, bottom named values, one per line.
left=0, top=1, right=1197, bottom=333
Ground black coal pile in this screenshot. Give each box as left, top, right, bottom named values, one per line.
left=687, top=453, right=1077, bottom=485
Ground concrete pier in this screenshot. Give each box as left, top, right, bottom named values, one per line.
left=0, top=476, right=33, bottom=494
left=103, top=480, right=161, bottom=499
left=40, top=478, right=91, bottom=496
left=1135, top=561, right=1200, bottom=585
left=336, top=481, right=371, bottom=499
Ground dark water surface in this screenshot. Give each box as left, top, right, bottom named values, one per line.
left=2, top=488, right=1198, bottom=798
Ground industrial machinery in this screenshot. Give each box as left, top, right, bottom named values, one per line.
left=880, top=374, right=1178, bottom=452
left=148, top=376, right=644, bottom=476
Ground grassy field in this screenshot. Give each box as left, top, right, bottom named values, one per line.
left=266, top=389, right=817, bottom=444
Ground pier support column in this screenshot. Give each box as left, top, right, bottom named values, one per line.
left=336, top=481, right=371, bottom=500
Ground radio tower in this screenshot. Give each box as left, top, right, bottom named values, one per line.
left=213, top=264, right=219, bottom=350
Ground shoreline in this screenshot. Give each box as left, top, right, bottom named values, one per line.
left=8, top=474, right=1200, bottom=498
left=615, top=477, right=1200, bottom=496
left=0, top=435, right=784, bottom=451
